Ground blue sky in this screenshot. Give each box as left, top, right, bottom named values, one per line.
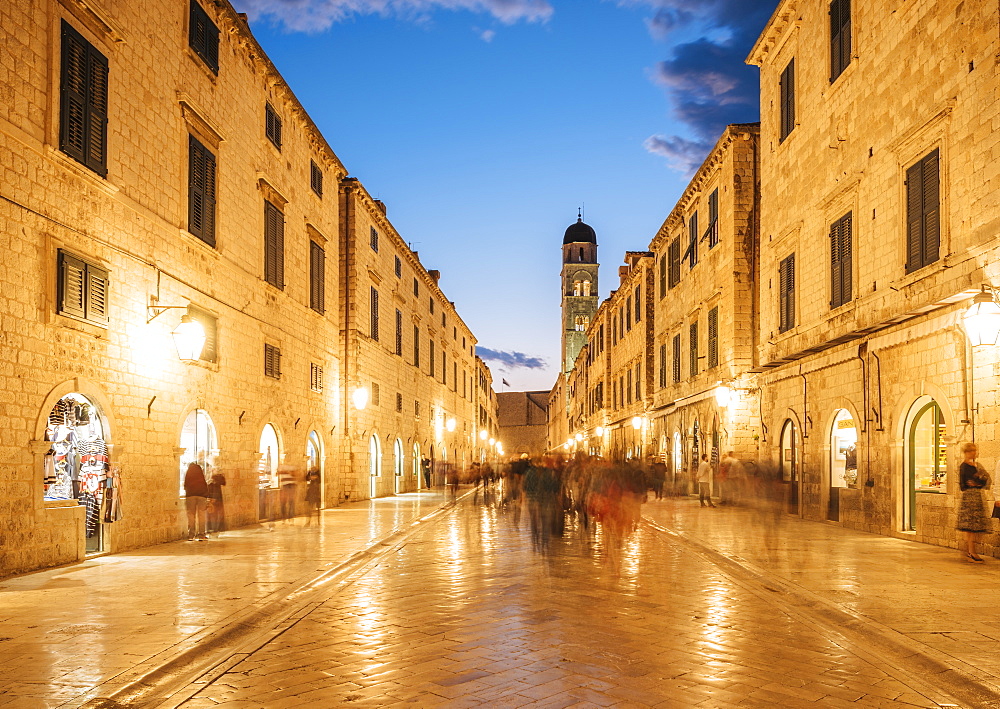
left=232, top=0, right=772, bottom=391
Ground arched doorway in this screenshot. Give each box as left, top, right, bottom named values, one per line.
left=904, top=397, right=946, bottom=531
left=394, top=438, right=404, bottom=493
left=258, top=424, right=280, bottom=520
left=780, top=419, right=799, bottom=514
left=369, top=434, right=382, bottom=499
left=828, top=409, right=857, bottom=521
left=672, top=431, right=683, bottom=495
left=307, top=430, right=323, bottom=509
left=413, top=442, right=422, bottom=489
left=44, top=393, right=110, bottom=553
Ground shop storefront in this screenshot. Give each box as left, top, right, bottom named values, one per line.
left=903, top=397, right=947, bottom=532
left=393, top=438, right=404, bottom=493
left=828, top=409, right=857, bottom=521
left=369, top=433, right=381, bottom=498
left=258, top=423, right=280, bottom=520
left=306, top=430, right=323, bottom=509
left=43, top=393, right=117, bottom=553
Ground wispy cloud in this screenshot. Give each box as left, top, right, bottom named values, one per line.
left=624, top=0, right=773, bottom=172
left=477, top=347, right=546, bottom=370
left=234, top=0, right=553, bottom=33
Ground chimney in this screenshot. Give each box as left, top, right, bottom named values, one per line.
left=428, top=270, right=441, bottom=284
left=618, top=265, right=629, bottom=285
left=374, top=200, right=387, bottom=215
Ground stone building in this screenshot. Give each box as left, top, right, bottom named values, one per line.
left=648, top=125, right=761, bottom=493
left=561, top=215, right=600, bottom=374
left=747, top=0, right=999, bottom=547
left=497, top=391, right=548, bottom=458
left=0, top=0, right=492, bottom=577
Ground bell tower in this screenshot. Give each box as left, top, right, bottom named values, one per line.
left=561, top=212, right=599, bottom=374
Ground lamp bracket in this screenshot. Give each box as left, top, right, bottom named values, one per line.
left=147, top=303, right=189, bottom=324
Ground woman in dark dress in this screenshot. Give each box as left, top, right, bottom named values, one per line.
left=206, top=472, right=227, bottom=535
left=956, top=442, right=990, bottom=563
left=304, top=467, right=321, bottom=526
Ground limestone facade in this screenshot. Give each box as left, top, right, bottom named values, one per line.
left=0, top=0, right=493, bottom=577
left=746, top=0, right=1000, bottom=549
left=497, top=391, right=548, bottom=458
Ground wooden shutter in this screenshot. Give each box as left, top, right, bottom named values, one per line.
left=707, top=189, right=720, bottom=246
left=59, top=251, right=87, bottom=319
left=265, top=103, right=282, bottom=149
left=370, top=287, right=379, bottom=341
left=672, top=333, right=681, bottom=383
left=413, top=325, right=419, bottom=367
left=659, top=255, right=667, bottom=297
left=830, top=0, right=851, bottom=81
left=188, top=307, right=217, bottom=362
left=188, top=136, right=216, bottom=246
left=668, top=238, right=681, bottom=288
left=264, top=343, right=281, bottom=379
left=779, top=254, right=796, bottom=332
left=830, top=220, right=842, bottom=308
left=189, top=1, right=219, bottom=73
left=840, top=213, right=852, bottom=306
left=86, top=264, right=109, bottom=324
left=780, top=59, right=795, bottom=141
left=689, top=321, right=699, bottom=377
left=264, top=201, right=284, bottom=288
left=634, top=285, right=641, bottom=322
left=60, top=22, right=108, bottom=177
left=921, top=150, right=940, bottom=266
left=708, top=307, right=718, bottom=368
left=687, top=212, right=699, bottom=268
left=310, top=241, right=325, bottom=313
left=395, top=309, right=403, bottom=355
left=310, top=160, right=323, bottom=197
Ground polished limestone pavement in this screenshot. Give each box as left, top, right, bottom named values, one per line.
left=2, top=488, right=1000, bottom=708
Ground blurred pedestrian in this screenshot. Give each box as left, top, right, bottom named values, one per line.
left=206, top=472, right=226, bottom=535
left=957, top=442, right=990, bottom=562
left=649, top=457, right=666, bottom=500
left=697, top=454, right=715, bottom=508
left=183, top=462, right=209, bottom=540
left=304, top=466, right=321, bottom=526
left=421, top=457, right=431, bottom=488
left=278, top=464, right=298, bottom=521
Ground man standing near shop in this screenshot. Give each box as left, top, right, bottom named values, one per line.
left=184, top=462, right=209, bottom=540
left=697, top=454, right=716, bottom=508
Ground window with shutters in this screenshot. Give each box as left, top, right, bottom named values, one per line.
left=706, top=189, right=720, bottom=248
left=372, top=383, right=380, bottom=407
left=187, top=306, right=217, bottom=363
left=59, top=21, right=108, bottom=177
left=635, top=361, right=641, bottom=400
left=310, top=363, right=323, bottom=392
left=779, top=253, right=796, bottom=333
left=779, top=59, right=795, bottom=142
left=188, top=135, right=217, bottom=246
left=396, top=392, right=403, bottom=412
left=672, top=333, right=682, bottom=383
left=689, top=322, right=699, bottom=377
left=429, top=298, right=435, bottom=315
left=395, top=309, right=403, bottom=355
left=264, top=343, right=281, bottom=379
left=668, top=238, right=681, bottom=288
left=442, top=351, right=447, bottom=384
left=635, top=285, right=642, bottom=322
left=413, top=278, right=419, bottom=296
left=659, top=255, right=667, bottom=298
left=414, top=400, right=420, bottom=418
left=625, top=297, right=632, bottom=332
left=905, top=149, right=940, bottom=274
left=659, top=343, right=667, bottom=388
left=310, top=160, right=323, bottom=197
left=189, top=1, right=219, bottom=73
left=626, top=369, right=633, bottom=404
left=708, top=307, right=719, bottom=368
left=429, top=340, right=435, bottom=377
left=370, top=287, right=379, bottom=341
left=394, top=255, right=401, bottom=277
left=370, top=227, right=379, bottom=252
left=57, top=250, right=109, bottom=327
left=829, top=212, right=853, bottom=309
left=453, top=363, right=458, bottom=391
left=264, top=103, right=282, bottom=149
left=309, top=241, right=325, bottom=313
left=830, top=0, right=851, bottom=82
left=685, top=212, right=699, bottom=269
left=263, top=200, right=284, bottom=289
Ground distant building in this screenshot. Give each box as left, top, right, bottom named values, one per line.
left=497, top=391, right=548, bottom=458
left=561, top=214, right=600, bottom=374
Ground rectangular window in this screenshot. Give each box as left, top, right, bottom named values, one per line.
left=189, top=1, right=219, bottom=73
left=635, top=361, right=641, bottom=400
left=413, top=278, right=419, bottom=296
left=686, top=212, right=699, bottom=269
left=57, top=250, right=108, bottom=326
left=830, top=212, right=853, bottom=309
left=429, top=299, right=435, bottom=315
left=309, top=241, right=325, bottom=314
left=370, top=287, right=379, bottom=341
left=830, top=0, right=852, bottom=82
left=429, top=340, right=435, bottom=377
left=779, top=253, right=796, bottom=333
left=264, top=200, right=284, bottom=289
left=634, top=285, right=641, bottom=322
left=626, top=369, right=633, bottom=404
left=395, top=309, right=403, bottom=355
left=396, top=392, right=403, bottom=412
left=265, top=103, right=282, bottom=150
left=668, top=238, right=681, bottom=288
left=659, top=255, right=667, bottom=298
left=625, top=297, right=632, bottom=332
left=442, top=350, right=447, bottom=384
left=658, top=343, right=667, bottom=388
left=708, top=307, right=719, bottom=369
left=689, top=321, right=699, bottom=378
left=453, top=362, right=458, bottom=391
left=394, top=255, right=401, bottom=277
left=779, top=59, right=795, bottom=142
left=370, top=226, right=379, bottom=252
left=706, top=189, right=719, bottom=248
left=413, top=325, right=420, bottom=367
left=188, top=135, right=217, bottom=247
left=264, top=343, right=281, bottom=379
left=60, top=21, right=108, bottom=177
left=310, top=160, right=323, bottom=197
left=310, top=363, right=323, bottom=392
left=672, top=333, right=681, bottom=383
left=372, top=383, right=380, bottom=407
left=905, top=149, right=941, bottom=274
left=415, top=400, right=420, bottom=418
left=187, top=306, right=217, bottom=363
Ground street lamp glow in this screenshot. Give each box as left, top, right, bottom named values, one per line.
left=963, top=289, right=1000, bottom=346
left=575, top=433, right=583, bottom=442
left=595, top=426, right=604, bottom=436
left=172, top=315, right=206, bottom=362
left=479, top=429, right=488, bottom=440
left=489, top=438, right=495, bottom=446
left=352, top=387, right=369, bottom=410
left=715, top=385, right=732, bottom=407
left=631, top=416, right=643, bottom=430
left=446, top=418, right=456, bottom=432
left=496, top=443, right=504, bottom=455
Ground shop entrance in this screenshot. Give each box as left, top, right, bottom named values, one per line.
left=904, top=397, right=946, bottom=531
left=44, top=393, right=112, bottom=554
left=369, top=434, right=381, bottom=499
left=828, top=410, right=857, bottom=521
left=394, top=439, right=404, bottom=494
left=780, top=419, right=800, bottom=515
left=307, top=430, right=323, bottom=509
left=258, top=424, right=280, bottom=521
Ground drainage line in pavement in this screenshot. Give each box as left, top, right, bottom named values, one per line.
left=68, top=492, right=472, bottom=709
left=643, top=517, right=1000, bottom=709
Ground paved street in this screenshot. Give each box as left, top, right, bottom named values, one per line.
left=3, top=489, right=1000, bottom=708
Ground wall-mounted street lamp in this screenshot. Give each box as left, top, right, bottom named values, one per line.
left=595, top=426, right=604, bottom=436
left=575, top=433, right=583, bottom=442
left=715, top=385, right=732, bottom=408
left=631, top=416, right=643, bottom=430
left=446, top=418, right=456, bottom=432
left=352, top=387, right=369, bottom=410
left=479, top=429, right=488, bottom=440
left=171, top=315, right=206, bottom=362
left=963, top=287, right=1000, bottom=346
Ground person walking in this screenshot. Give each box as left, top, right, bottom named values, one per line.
left=697, top=454, right=715, bottom=508
left=649, top=457, right=667, bottom=500
left=206, top=472, right=227, bottom=536
left=303, top=467, right=321, bottom=526
left=957, top=441, right=990, bottom=562
left=278, top=464, right=298, bottom=522
left=183, top=462, right=209, bottom=540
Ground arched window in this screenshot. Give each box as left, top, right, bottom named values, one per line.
left=574, top=316, right=589, bottom=332
left=258, top=424, right=279, bottom=489
left=394, top=438, right=404, bottom=493
left=904, top=397, right=946, bottom=531
left=573, top=281, right=582, bottom=296
left=579, top=247, right=584, bottom=261
left=582, top=280, right=591, bottom=296
left=180, top=409, right=217, bottom=496
left=307, top=430, right=323, bottom=509
left=413, top=442, right=422, bottom=487
left=780, top=419, right=800, bottom=515
left=369, top=434, right=382, bottom=498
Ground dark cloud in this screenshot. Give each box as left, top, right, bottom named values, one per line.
left=234, top=0, right=552, bottom=32
left=634, top=0, right=774, bottom=169
left=642, top=134, right=711, bottom=175
left=476, top=347, right=547, bottom=370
